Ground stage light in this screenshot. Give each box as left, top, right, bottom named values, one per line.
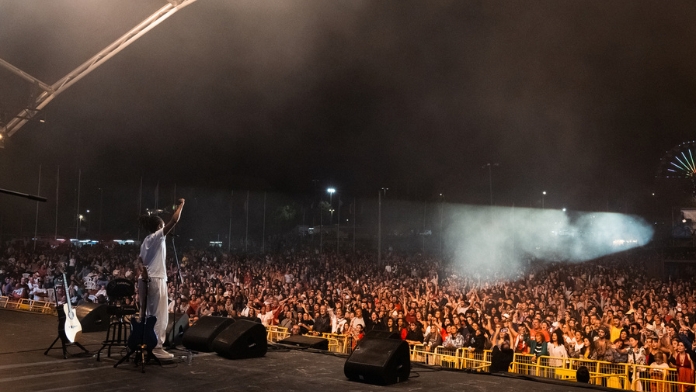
left=327, top=188, right=336, bottom=194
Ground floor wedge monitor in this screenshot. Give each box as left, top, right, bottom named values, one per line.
left=344, top=337, right=410, bottom=385
left=212, top=319, right=267, bottom=359
left=278, top=335, right=329, bottom=350
left=182, top=316, right=235, bottom=352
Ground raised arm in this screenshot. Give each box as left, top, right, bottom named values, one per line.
left=163, top=198, right=185, bottom=236
left=492, top=326, right=500, bottom=346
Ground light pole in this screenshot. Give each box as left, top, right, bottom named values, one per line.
left=482, top=163, right=499, bottom=206
left=327, top=188, right=335, bottom=224
left=439, top=193, right=444, bottom=256
left=77, top=214, right=84, bottom=238
left=327, top=187, right=336, bottom=254
left=378, top=187, right=388, bottom=266
left=378, top=190, right=381, bottom=266
left=542, top=191, right=546, bottom=209
left=75, top=169, right=81, bottom=240
left=98, top=188, right=103, bottom=238
left=652, top=192, right=657, bottom=223
left=336, top=197, right=341, bottom=255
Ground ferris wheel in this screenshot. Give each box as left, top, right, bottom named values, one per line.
left=657, top=140, right=696, bottom=196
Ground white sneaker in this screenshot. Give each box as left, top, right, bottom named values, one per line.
left=152, top=347, right=174, bottom=360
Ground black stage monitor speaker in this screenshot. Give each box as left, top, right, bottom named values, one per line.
left=365, top=330, right=401, bottom=340
left=182, top=316, right=235, bottom=352
left=212, top=319, right=267, bottom=359
left=165, top=313, right=189, bottom=346
left=75, top=303, right=110, bottom=333
left=279, top=335, right=329, bottom=350
left=344, top=338, right=410, bottom=385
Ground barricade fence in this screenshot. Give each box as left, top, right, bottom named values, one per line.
left=0, top=295, right=56, bottom=314
left=508, top=354, right=696, bottom=391
left=407, top=346, right=696, bottom=391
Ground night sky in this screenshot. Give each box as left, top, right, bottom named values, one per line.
left=1, top=0, right=696, bottom=239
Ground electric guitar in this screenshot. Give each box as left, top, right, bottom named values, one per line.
left=62, top=273, right=82, bottom=343
left=127, top=276, right=158, bottom=357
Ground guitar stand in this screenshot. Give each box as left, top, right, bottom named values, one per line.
left=114, top=344, right=161, bottom=373
left=44, top=335, right=90, bottom=359
left=44, top=312, right=90, bottom=359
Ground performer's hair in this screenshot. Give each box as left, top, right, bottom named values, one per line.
left=139, top=214, right=164, bottom=233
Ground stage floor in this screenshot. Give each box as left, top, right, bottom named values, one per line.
left=0, top=309, right=605, bottom=392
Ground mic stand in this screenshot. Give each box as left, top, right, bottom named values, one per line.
left=165, top=234, right=185, bottom=350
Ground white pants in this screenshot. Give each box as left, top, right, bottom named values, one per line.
left=139, top=277, right=168, bottom=349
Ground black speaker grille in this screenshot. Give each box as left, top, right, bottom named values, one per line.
left=344, top=338, right=410, bottom=385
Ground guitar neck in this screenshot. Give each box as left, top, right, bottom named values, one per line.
left=62, top=273, right=73, bottom=312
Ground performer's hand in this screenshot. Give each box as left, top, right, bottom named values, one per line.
left=177, top=198, right=185, bottom=206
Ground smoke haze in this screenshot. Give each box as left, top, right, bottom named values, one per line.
left=445, top=205, right=654, bottom=281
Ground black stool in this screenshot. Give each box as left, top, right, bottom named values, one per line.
left=96, top=278, right=137, bottom=361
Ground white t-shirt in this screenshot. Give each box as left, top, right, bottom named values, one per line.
left=650, top=362, right=670, bottom=376
left=31, top=287, right=47, bottom=301
left=350, top=317, right=365, bottom=330
left=548, top=343, right=568, bottom=367
left=140, top=228, right=166, bottom=279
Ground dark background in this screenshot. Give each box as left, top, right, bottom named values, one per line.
left=1, top=0, right=695, bottom=243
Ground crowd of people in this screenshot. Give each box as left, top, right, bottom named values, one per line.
left=1, top=239, right=695, bottom=383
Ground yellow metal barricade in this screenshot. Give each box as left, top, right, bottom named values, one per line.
left=568, top=357, right=598, bottom=372
left=27, top=299, right=52, bottom=313
left=266, top=326, right=289, bottom=342
left=434, top=346, right=461, bottom=369
left=633, top=366, right=694, bottom=392
left=511, top=353, right=538, bottom=376
left=410, top=344, right=426, bottom=362
left=17, top=298, right=33, bottom=311
left=0, top=296, right=57, bottom=314
left=567, top=358, right=630, bottom=390
left=321, top=333, right=350, bottom=354
left=322, top=335, right=341, bottom=353
left=554, top=367, right=577, bottom=381
left=536, top=356, right=569, bottom=379
left=461, top=349, right=490, bottom=371
left=41, top=301, right=56, bottom=314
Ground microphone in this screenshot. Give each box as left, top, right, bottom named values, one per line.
left=147, top=209, right=165, bottom=215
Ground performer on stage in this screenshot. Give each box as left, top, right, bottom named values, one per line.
left=136, top=198, right=185, bottom=360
